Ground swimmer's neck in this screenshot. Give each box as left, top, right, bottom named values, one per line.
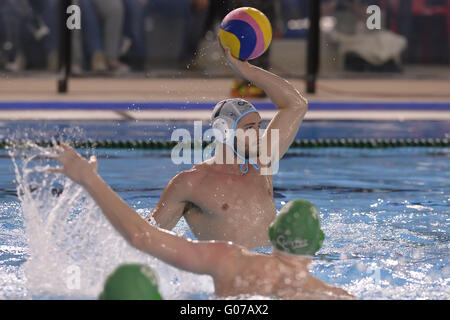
left=208, top=158, right=259, bottom=176
left=209, top=144, right=259, bottom=175
left=272, top=249, right=312, bottom=270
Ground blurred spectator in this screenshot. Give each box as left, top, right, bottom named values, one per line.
left=322, top=0, right=407, bottom=72
left=0, top=0, right=84, bottom=73
left=121, top=0, right=210, bottom=70
left=1, top=0, right=446, bottom=73
left=79, top=0, right=129, bottom=73
left=321, top=0, right=374, bottom=34
left=122, top=0, right=149, bottom=70
left=280, top=0, right=309, bottom=37
left=384, top=0, right=449, bottom=63
left=32, top=0, right=59, bottom=71
left=0, top=0, right=50, bottom=71
left=183, top=0, right=211, bottom=66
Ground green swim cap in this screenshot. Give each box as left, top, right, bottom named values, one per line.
left=268, top=199, right=325, bottom=256
left=99, top=264, right=163, bottom=300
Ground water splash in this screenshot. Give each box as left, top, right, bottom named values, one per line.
left=5, top=125, right=448, bottom=300
left=7, top=136, right=214, bottom=299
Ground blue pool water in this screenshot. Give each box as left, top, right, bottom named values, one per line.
left=1, top=120, right=448, bottom=141
left=0, top=120, right=449, bottom=299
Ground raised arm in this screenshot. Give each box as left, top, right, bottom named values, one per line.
left=48, top=143, right=233, bottom=275
left=220, top=44, right=308, bottom=161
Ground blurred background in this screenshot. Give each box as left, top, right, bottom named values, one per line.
left=0, top=0, right=448, bottom=115
left=0, top=0, right=448, bottom=78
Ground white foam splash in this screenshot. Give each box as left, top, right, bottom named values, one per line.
left=8, top=140, right=214, bottom=299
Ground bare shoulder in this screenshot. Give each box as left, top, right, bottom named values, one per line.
left=209, top=243, right=265, bottom=278
left=169, top=164, right=206, bottom=187
left=187, top=161, right=216, bottom=182
left=162, top=165, right=209, bottom=199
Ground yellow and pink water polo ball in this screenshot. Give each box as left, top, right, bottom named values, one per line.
left=219, top=7, right=272, bottom=61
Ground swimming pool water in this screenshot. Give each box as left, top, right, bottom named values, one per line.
left=0, top=121, right=449, bottom=299
left=0, top=120, right=449, bottom=141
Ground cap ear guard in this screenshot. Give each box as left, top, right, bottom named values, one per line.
left=211, top=99, right=261, bottom=174
left=212, top=115, right=235, bottom=143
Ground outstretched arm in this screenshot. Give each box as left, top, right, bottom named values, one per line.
left=48, top=143, right=232, bottom=275
left=48, top=143, right=147, bottom=244
left=220, top=43, right=308, bottom=161
left=50, top=142, right=188, bottom=233
left=85, top=172, right=232, bottom=275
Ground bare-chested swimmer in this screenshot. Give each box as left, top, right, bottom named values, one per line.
left=47, top=147, right=352, bottom=299
left=144, top=43, right=308, bottom=249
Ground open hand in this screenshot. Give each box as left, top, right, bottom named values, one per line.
left=47, top=142, right=98, bottom=186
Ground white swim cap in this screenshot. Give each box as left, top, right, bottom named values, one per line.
left=211, top=99, right=260, bottom=174
left=211, top=98, right=259, bottom=143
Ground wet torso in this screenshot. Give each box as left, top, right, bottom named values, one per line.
left=182, top=161, right=277, bottom=249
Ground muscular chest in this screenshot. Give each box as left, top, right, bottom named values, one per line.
left=191, top=173, right=275, bottom=216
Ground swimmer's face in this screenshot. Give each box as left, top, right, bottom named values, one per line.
left=234, top=112, right=262, bottom=159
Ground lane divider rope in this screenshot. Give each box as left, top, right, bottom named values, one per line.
left=0, top=138, right=448, bottom=149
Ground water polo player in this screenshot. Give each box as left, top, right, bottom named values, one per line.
left=48, top=36, right=308, bottom=249
left=96, top=200, right=352, bottom=300
left=44, top=143, right=353, bottom=300
left=143, top=40, right=308, bottom=249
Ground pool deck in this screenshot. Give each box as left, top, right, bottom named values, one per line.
left=1, top=77, right=449, bottom=121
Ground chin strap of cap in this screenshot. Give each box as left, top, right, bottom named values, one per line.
left=228, top=110, right=260, bottom=174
